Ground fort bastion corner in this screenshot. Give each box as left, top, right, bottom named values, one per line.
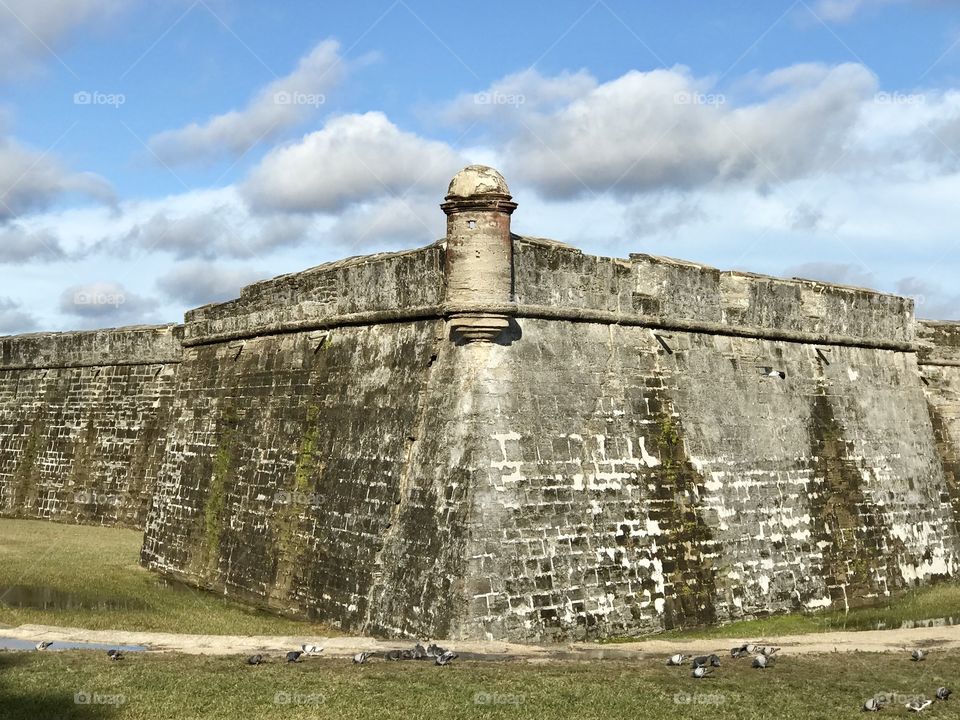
left=1, top=165, right=958, bottom=641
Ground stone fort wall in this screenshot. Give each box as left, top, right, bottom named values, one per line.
left=0, top=325, right=181, bottom=528
left=0, top=165, right=957, bottom=641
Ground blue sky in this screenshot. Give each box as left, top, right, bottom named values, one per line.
left=1, top=0, right=959, bottom=332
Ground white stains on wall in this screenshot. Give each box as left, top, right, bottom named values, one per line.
left=638, top=436, right=661, bottom=468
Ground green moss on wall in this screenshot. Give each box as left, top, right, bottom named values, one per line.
left=806, top=389, right=895, bottom=605
left=13, top=420, right=44, bottom=512
left=270, top=403, right=322, bottom=604
left=203, top=406, right=239, bottom=573
left=645, top=407, right=718, bottom=630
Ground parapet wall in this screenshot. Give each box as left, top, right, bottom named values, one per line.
left=512, top=238, right=914, bottom=349
left=0, top=325, right=181, bottom=528
left=180, top=246, right=446, bottom=345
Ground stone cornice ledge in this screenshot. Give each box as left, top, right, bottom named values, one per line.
left=181, top=301, right=918, bottom=352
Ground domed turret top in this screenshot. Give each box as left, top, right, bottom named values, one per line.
left=446, top=165, right=511, bottom=200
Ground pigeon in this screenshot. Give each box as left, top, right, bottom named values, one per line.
left=730, top=645, right=748, bottom=659
left=413, top=643, right=428, bottom=660
left=752, top=654, right=768, bottom=669
left=385, top=650, right=403, bottom=661
left=745, top=643, right=758, bottom=653
left=761, top=646, right=780, bottom=657
left=427, top=644, right=446, bottom=658
left=285, top=651, right=303, bottom=663
left=35, top=641, right=54, bottom=651
left=691, top=655, right=710, bottom=668
left=905, top=699, right=932, bottom=712
left=862, top=697, right=881, bottom=712
left=352, top=652, right=371, bottom=665
left=400, top=649, right=414, bottom=660
left=435, top=650, right=458, bottom=666
left=106, top=649, right=124, bottom=661
left=691, top=666, right=713, bottom=679
left=666, top=654, right=686, bottom=666
left=246, top=654, right=264, bottom=665
left=709, top=654, right=721, bottom=667
left=911, top=649, right=926, bottom=661
left=936, top=687, right=951, bottom=701
left=301, top=644, right=323, bottom=656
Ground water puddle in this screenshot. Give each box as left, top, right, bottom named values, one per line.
left=0, top=637, right=147, bottom=652
left=0, top=585, right=147, bottom=611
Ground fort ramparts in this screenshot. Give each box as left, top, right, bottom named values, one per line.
left=1, top=166, right=958, bottom=642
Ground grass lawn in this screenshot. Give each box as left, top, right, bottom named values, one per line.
left=0, top=519, right=335, bottom=636
left=607, top=582, right=960, bottom=644
left=0, top=650, right=954, bottom=719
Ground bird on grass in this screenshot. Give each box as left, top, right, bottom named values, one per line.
left=666, top=654, right=686, bottom=666
left=760, top=646, right=780, bottom=657
left=413, top=643, right=428, bottom=660
left=246, top=654, right=264, bottom=666
left=426, top=643, right=446, bottom=658
left=936, top=687, right=951, bottom=701
left=905, top=699, right=932, bottom=712
left=106, top=649, right=124, bottom=661
left=691, top=654, right=721, bottom=668
left=730, top=645, right=748, bottom=659
left=691, top=666, right=713, bottom=679
left=285, top=651, right=303, bottom=663
left=385, top=650, right=402, bottom=661
left=862, top=697, right=881, bottom=712
left=353, top=652, right=371, bottom=665
left=35, top=641, right=53, bottom=651
left=435, top=650, right=458, bottom=666
left=301, top=644, right=323, bottom=656
left=752, top=654, right=768, bottom=669
left=911, top=649, right=926, bottom=661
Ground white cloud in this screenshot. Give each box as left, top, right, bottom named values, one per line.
left=0, top=296, right=37, bottom=334
left=0, top=136, right=115, bottom=219
left=242, top=111, right=465, bottom=213
left=58, top=280, right=158, bottom=326
left=480, top=63, right=877, bottom=199
left=120, top=206, right=311, bottom=260
left=897, top=277, right=960, bottom=319
left=782, top=261, right=877, bottom=288
left=148, top=39, right=348, bottom=164
left=156, top=262, right=267, bottom=306
left=325, top=195, right=444, bottom=252
left=0, top=0, right=133, bottom=81
left=0, top=223, right=67, bottom=263
left=441, top=68, right=596, bottom=125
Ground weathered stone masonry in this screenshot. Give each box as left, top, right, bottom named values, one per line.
left=1, top=165, right=959, bottom=641
left=0, top=325, right=181, bottom=528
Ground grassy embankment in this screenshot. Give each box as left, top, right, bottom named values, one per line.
left=0, top=519, right=334, bottom=636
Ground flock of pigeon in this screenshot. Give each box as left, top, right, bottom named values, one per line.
left=665, top=642, right=952, bottom=713
left=665, top=642, right=780, bottom=679
left=36, top=637, right=952, bottom=711
left=244, top=642, right=459, bottom=667
left=859, top=650, right=952, bottom=713
left=35, top=640, right=459, bottom=667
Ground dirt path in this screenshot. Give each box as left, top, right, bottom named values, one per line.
left=4, top=623, right=959, bottom=660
